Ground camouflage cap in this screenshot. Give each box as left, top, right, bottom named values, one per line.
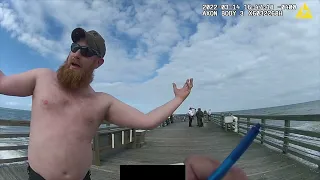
left=71, top=27, right=106, bottom=58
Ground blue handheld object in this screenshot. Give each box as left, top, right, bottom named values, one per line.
left=208, top=123, right=261, bottom=180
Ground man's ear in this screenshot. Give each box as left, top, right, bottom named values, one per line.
left=95, top=58, right=104, bottom=69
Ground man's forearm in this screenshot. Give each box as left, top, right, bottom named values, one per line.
left=146, top=97, right=184, bottom=128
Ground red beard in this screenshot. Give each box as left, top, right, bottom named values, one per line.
left=56, top=58, right=94, bottom=90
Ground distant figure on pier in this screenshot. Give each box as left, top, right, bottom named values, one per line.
left=192, top=108, right=197, bottom=124
left=166, top=116, right=170, bottom=125
left=208, top=109, right=212, bottom=121
left=196, top=108, right=204, bottom=127
left=224, top=113, right=238, bottom=132
left=231, top=114, right=239, bottom=133
left=203, top=110, right=208, bottom=122
left=0, top=27, right=194, bottom=180
left=188, top=107, right=195, bottom=127
left=187, top=107, right=193, bottom=127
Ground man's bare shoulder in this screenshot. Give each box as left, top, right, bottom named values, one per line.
left=20, top=68, right=54, bottom=79
left=32, top=68, right=56, bottom=81
left=94, top=92, right=115, bottom=102
left=93, top=92, right=115, bottom=115
left=34, top=68, right=55, bottom=76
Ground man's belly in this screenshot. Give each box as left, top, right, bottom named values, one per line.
left=27, top=128, right=93, bottom=180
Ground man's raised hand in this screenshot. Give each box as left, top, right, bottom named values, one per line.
left=173, top=78, right=193, bottom=101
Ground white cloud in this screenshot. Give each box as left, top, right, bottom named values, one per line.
left=0, top=0, right=319, bottom=113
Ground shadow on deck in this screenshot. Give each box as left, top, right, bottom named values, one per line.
left=1, top=121, right=319, bottom=180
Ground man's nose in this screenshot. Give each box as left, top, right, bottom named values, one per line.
left=73, top=49, right=82, bottom=59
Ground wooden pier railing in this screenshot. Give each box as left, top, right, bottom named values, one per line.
left=211, top=114, right=320, bottom=169
left=0, top=119, right=148, bottom=166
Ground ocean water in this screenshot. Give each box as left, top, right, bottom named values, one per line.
left=218, top=100, right=320, bottom=132
left=226, top=100, right=320, bottom=116
left=0, top=100, right=319, bottom=164
left=0, top=107, right=31, bottom=133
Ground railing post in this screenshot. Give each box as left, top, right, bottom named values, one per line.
left=93, top=133, right=101, bottom=166
left=247, top=118, right=250, bottom=132
left=128, top=129, right=137, bottom=149
left=220, top=115, right=224, bottom=128
left=283, top=120, right=290, bottom=154
left=261, top=119, right=265, bottom=144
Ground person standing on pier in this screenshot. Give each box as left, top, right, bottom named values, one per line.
left=188, top=107, right=195, bottom=127
left=170, top=114, right=174, bottom=123
left=208, top=109, right=212, bottom=121
left=196, top=108, right=204, bottom=127
left=203, top=110, right=208, bottom=122
left=0, top=27, right=194, bottom=180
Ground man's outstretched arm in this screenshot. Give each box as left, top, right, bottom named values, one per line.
left=0, top=68, right=46, bottom=97
left=105, top=95, right=184, bottom=129
left=104, top=78, right=193, bottom=129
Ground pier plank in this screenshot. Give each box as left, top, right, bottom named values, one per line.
left=97, top=122, right=319, bottom=180
left=0, top=121, right=319, bottom=180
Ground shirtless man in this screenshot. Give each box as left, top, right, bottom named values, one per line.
left=0, top=27, right=194, bottom=180
left=1, top=28, right=248, bottom=180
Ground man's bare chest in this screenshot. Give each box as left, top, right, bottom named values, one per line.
left=33, top=80, right=105, bottom=127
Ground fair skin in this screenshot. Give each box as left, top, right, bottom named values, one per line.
left=185, top=155, right=248, bottom=180
left=0, top=40, right=194, bottom=180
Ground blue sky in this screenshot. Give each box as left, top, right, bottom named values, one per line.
left=0, top=0, right=319, bottom=113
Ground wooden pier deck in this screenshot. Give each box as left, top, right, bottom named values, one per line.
left=0, top=121, right=319, bottom=180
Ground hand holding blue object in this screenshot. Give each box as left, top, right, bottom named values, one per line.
left=208, top=123, right=261, bottom=180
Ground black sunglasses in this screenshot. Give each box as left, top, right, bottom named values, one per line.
left=70, top=43, right=101, bottom=58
